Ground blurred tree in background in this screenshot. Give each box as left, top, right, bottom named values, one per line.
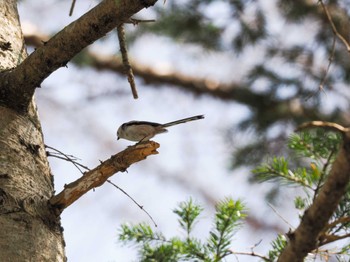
left=131, top=0, right=350, bottom=168
left=111, top=1, right=350, bottom=260
left=35, top=0, right=349, bottom=170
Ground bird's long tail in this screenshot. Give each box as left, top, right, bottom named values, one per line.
left=162, top=115, right=204, bottom=127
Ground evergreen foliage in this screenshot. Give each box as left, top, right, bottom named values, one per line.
left=119, top=198, right=245, bottom=261
left=118, top=129, right=350, bottom=261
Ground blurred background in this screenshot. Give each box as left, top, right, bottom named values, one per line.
left=18, top=0, right=350, bottom=261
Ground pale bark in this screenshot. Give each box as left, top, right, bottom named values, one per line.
left=0, top=107, right=66, bottom=261
left=0, top=1, right=66, bottom=260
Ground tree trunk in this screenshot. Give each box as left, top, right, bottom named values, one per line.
left=0, top=1, right=66, bottom=261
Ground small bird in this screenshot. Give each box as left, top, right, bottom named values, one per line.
left=117, top=115, right=204, bottom=142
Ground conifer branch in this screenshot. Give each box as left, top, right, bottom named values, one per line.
left=277, top=127, right=350, bottom=261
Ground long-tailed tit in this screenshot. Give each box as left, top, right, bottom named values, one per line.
left=117, top=115, right=204, bottom=142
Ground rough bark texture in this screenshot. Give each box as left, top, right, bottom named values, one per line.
left=0, top=1, right=66, bottom=261
left=0, top=1, right=26, bottom=70
left=0, top=107, right=65, bottom=261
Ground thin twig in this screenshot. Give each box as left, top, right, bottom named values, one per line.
left=232, top=250, right=271, bottom=261
left=231, top=240, right=271, bottom=261
left=313, top=148, right=336, bottom=201
left=319, top=35, right=336, bottom=90
left=319, top=0, right=350, bottom=52
left=107, top=180, right=157, bottom=227
left=306, top=0, right=350, bottom=101
left=117, top=24, right=138, bottom=99
left=48, top=151, right=79, bottom=161
left=267, top=203, right=294, bottom=229
left=127, top=18, right=156, bottom=25
left=47, top=154, right=81, bottom=165
left=306, top=35, right=336, bottom=101
left=45, top=144, right=89, bottom=174
left=69, top=0, right=77, bottom=16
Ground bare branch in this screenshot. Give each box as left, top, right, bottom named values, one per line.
left=325, top=216, right=350, bottom=231
left=127, top=18, right=156, bottom=25
left=231, top=241, right=271, bottom=262
left=117, top=24, right=138, bottom=99
left=0, top=0, right=158, bottom=112
left=69, top=0, right=77, bottom=16
left=306, top=34, right=336, bottom=101
left=296, top=121, right=349, bottom=134
left=319, top=0, right=350, bottom=52
left=107, top=180, right=157, bottom=227
left=116, top=17, right=156, bottom=99
left=50, top=141, right=159, bottom=213
left=232, top=251, right=271, bottom=262
left=319, top=35, right=336, bottom=90
left=45, top=145, right=89, bottom=174
left=320, top=232, right=350, bottom=246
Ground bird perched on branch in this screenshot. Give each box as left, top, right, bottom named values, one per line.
left=117, top=115, right=204, bottom=142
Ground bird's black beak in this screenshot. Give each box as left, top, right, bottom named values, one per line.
left=117, top=137, right=120, bottom=140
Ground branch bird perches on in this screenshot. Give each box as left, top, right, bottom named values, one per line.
left=50, top=141, right=159, bottom=214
